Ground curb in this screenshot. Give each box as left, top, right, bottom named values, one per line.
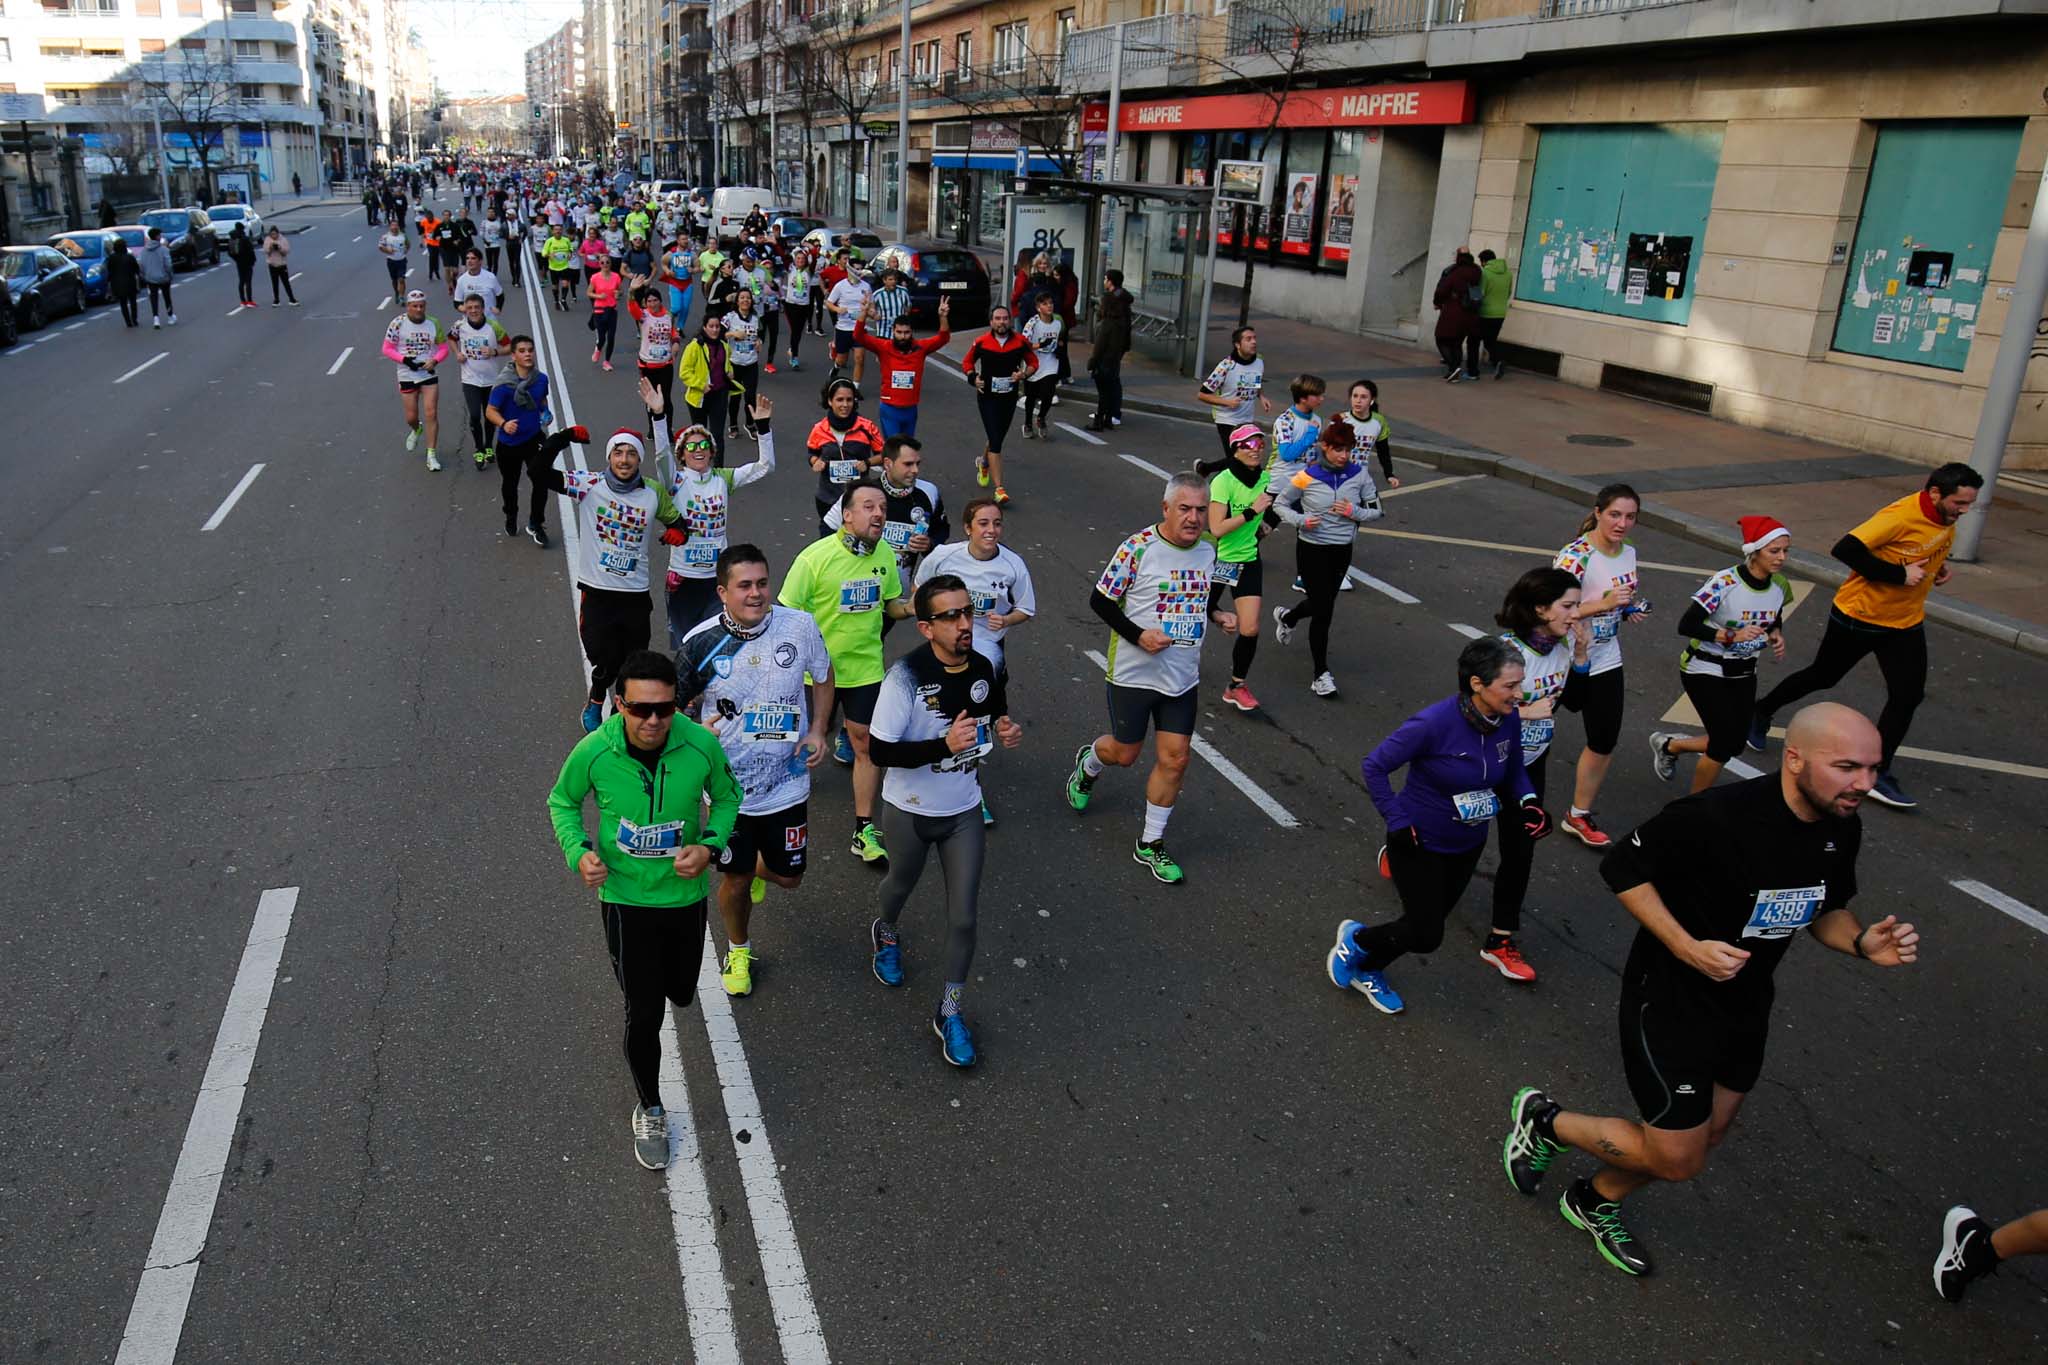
left=1107, top=388, right=2048, bottom=660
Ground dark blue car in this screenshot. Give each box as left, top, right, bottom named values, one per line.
left=869, top=243, right=992, bottom=326
left=47, top=230, right=120, bottom=303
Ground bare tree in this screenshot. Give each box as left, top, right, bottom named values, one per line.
left=138, top=55, right=240, bottom=204
left=805, top=0, right=890, bottom=226
left=763, top=26, right=836, bottom=213
left=574, top=88, right=617, bottom=160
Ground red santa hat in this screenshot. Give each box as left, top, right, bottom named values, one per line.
left=1738, top=515, right=1789, bottom=555
left=605, top=428, right=646, bottom=461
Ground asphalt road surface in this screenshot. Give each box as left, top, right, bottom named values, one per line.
left=5, top=207, right=2047, bottom=1363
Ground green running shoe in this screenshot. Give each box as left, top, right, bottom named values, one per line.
left=720, top=945, right=754, bottom=997
left=1065, top=744, right=1097, bottom=812
left=1133, top=840, right=1183, bottom=884
left=1559, top=1178, right=1654, bottom=1277
left=749, top=876, right=767, bottom=905
left=851, top=821, right=888, bottom=865
left=1504, top=1086, right=1565, bottom=1195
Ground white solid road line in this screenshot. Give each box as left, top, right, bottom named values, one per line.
left=656, top=1013, right=740, bottom=1365
left=114, top=886, right=299, bottom=1365
left=290, top=272, right=304, bottom=282
left=352, top=235, right=362, bottom=242
left=1379, top=474, right=1483, bottom=500
left=324, top=251, right=337, bottom=260
left=327, top=346, right=353, bottom=376
left=115, top=351, right=170, bottom=384
left=695, top=944, right=832, bottom=1365
left=1723, top=757, right=1766, bottom=780
left=1447, top=623, right=1485, bottom=639
left=1952, top=879, right=2048, bottom=937
left=1056, top=420, right=1106, bottom=445
left=225, top=306, right=245, bottom=318
left=1116, top=452, right=1172, bottom=481
left=1347, top=568, right=1419, bottom=605
left=376, top=295, right=391, bottom=310
left=200, top=463, right=266, bottom=532
left=1083, top=650, right=1302, bottom=829
left=65, top=319, right=88, bottom=331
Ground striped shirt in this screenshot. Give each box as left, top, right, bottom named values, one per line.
left=870, top=285, right=912, bottom=330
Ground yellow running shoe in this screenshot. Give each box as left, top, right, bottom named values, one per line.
left=750, top=876, right=767, bottom=905
left=720, top=945, right=754, bottom=997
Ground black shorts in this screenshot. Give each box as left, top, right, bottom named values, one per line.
left=1106, top=682, right=1198, bottom=746
left=832, top=328, right=857, bottom=358
left=718, top=801, right=809, bottom=881
left=1208, top=555, right=1264, bottom=607
left=385, top=259, right=407, bottom=283
left=1579, top=666, right=1625, bottom=755
left=839, top=679, right=882, bottom=726
left=1680, top=668, right=1758, bottom=763
left=398, top=376, right=438, bottom=393
left=1619, top=972, right=1768, bottom=1131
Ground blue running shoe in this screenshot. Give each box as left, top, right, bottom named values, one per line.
left=581, top=701, right=604, bottom=733
left=1325, top=919, right=1404, bottom=1014
left=933, top=1011, right=976, bottom=1067
left=833, top=728, right=855, bottom=766
left=870, top=918, right=903, bottom=987
left=1745, top=715, right=1770, bottom=753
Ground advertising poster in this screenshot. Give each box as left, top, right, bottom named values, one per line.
left=1322, top=174, right=1357, bottom=263
left=1281, top=172, right=1316, bottom=257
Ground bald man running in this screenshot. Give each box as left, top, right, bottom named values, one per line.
left=1498, top=702, right=1920, bottom=1277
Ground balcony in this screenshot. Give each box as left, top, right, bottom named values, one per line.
left=1225, top=0, right=1462, bottom=58
left=1059, top=13, right=1201, bottom=90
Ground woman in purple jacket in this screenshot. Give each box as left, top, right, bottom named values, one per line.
left=1325, top=635, right=1553, bottom=1015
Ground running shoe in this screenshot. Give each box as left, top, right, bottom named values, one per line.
left=832, top=728, right=855, bottom=766
left=603, top=361, right=614, bottom=372
left=980, top=797, right=995, bottom=828
left=1041, top=421, right=1055, bottom=442
left=505, top=513, right=517, bottom=537
left=1325, top=919, right=1403, bottom=1013
left=787, top=356, right=802, bottom=370
left=1376, top=844, right=1391, bottom=880
left=1311, top=672, right=1338, bottom=698
left=1339, top=576, right=1354, bottom=592
left=1560, top=812, right=1611, bottom=848
left=1868, top=771, right=1917, bottom=810
left=1133, top=839, right=1183, bottom=884
left=1494, top=361, right=1506, bottom=379
left=528, top=523, right=551, bottom=549
left=1021, top=422, right=1037, bottom=440
left=749, top=876, right=767, bottom=905
left=473, top=450, right=489, bottom=470
left=764, top=362, right=777, bottom=374
left=975, top=453, right=990, bottom=487
left=581, top=701, right=604, bottom=733
left=870, top=918, right=903, bottom=986
left=1445, top=367, right=1466, bottom=383
left=1291, top=575, right=1305, bottom=592
left=1745, top=715, right=1770, bottom=752
left=1481, top=937, right=1538, bottom=983
left=933, top=1011, right=976, bottom=1067
left=425, top=450, right=442, bottom=472
left=851, top=821, right=888, bottom=864
left=994, top=486, right=1010, bottom=506
left=591, top=346, right=601, bottom=363
left=1502, top=1086, right=1565, bottom=1195
left=630, top=1104, right=670, bottom=1170
left=1065, top=744, right=1097, bottom=812
left=1647, top=731, right=1679, bottom=782
left=406, top=424, right=422, bottom=452
left=1934, top=1205, right=1997, bottom=1303
left=720, top=945, right=754, bottom=997
left=1271, top=604, right=1296, bottom=646
left=1559, top=1178, right=1653, bottom=1276
left=1221, top=683, right=1260, bottom=713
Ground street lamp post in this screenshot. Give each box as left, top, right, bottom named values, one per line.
left=896, top=0, right=909, bottom=242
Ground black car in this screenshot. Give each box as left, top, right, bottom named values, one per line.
left=1, top=246, right=88, bottom=331
left=868, top=242, right=992, bottom=325
left=0, top=276, right=17, bottom=347
left=136, top=207, right=222, bottom=271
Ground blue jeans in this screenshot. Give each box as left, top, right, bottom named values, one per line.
left=877, top=402, right=918, bottom=440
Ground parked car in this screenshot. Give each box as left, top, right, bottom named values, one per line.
left=800, top=227, right=885, bottom=265
left=868, top=242, right=993, bottom=325
left=46, top=229, right=123, bottom=303
left=205, top=203, right=265, bottom=243
left=1, top=246, right=89, bottom=331
left=0, top=276, right=17, bottom=347
left=767, top=213, right=825, bottom=243
left=136, top=207, right=221, bottom=270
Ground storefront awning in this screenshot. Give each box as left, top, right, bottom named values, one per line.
left=933, top=152, right=1066, bottom=173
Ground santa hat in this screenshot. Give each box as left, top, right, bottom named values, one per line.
left=1738, top=515, right=1789, bottom=555
left=605, top=428, right=646, bottom=461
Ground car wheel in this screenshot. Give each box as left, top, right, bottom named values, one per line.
left=26, top=296, right=46, bottom=331
left=75, top=283, right=87, bottom=315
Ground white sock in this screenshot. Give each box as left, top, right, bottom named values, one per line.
left=1570, top=806, right=1589, bottom=819
left=1142, top=801, right=1172, bottom=843
left=728, top=939, right=748, bottom=953
left=1080, top=744, right=1105, bottom=778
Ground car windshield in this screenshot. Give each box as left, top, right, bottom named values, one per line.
left=850, top=234, right=884, bottom=250
left=2, top=252, right=36, bottom=279
left=109, top=228, right=147, bottom=247
left=207, top=207, right=245, bottom=222
left=141, top=210, right=188, bottom=233
left=924, top=251, right=979, bottom=273
left=52, top=235, right=106, bottom=259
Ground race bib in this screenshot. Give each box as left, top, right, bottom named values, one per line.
left=1162, top=613, right=1205, bottom=646
left=934, top=717, right=993, bottom=773
left=1212, top=560, right=1244, bottom=587
left=681, top=540, right=720, bottom=568
left=598, top=549, right=639, bottom=577
left=890, top=369, right=916, bottom=390
left=1591, top=613, right=1619, bottom=644
left=989, top=375, right=1015, bottom=394
left=1518, top=717, right=1555, bottom=757
left=828, top=459, right=862, bottom=483
left=970, top=589, right=997, bottom=613
left=616, top=817, right=687, bottom=858
left=882, top=521, right=915, bottom=551
left=1451, top=788, right=1500, bottom=824
left=839, top=578, right=880, bottom=613
left=1742, top=886, right=1824, bottom=940
left=740, top=701, right=800, bottom=743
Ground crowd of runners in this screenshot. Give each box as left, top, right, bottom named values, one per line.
left=356, top=155, right=2039, bottom=1302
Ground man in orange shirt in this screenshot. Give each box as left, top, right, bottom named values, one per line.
left=1751, top=462, right=1984, bottom=810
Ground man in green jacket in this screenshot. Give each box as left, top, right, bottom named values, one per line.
left=547, top=649, right=743, bottom=1171
left=1477, top=248, right=1514, bottom=379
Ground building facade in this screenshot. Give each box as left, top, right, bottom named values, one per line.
left=523, top=16, right=586, bottom=158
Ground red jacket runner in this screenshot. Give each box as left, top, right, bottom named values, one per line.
left=853, top=319, right=952, bottom=408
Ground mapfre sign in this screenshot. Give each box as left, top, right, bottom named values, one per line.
left=1117, top=80, right=1473, bottom=132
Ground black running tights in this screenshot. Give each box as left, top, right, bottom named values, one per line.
left=601, top=899, right=705, bottom=1109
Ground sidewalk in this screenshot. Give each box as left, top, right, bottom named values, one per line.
left=1076, top=304, right=2048, bottom=658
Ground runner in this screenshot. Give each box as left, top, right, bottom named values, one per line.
left=579, top=220, right=609, bottom=302
left=1553, top=483, right=1646, bottom=849
left=648, top=380, right=777, bottom=647
left=1490, top=568, right=1592, bottom=983
left=545, top=649, right=742, bottom=1170
left=486, top=340, right=578, bottom=543
left=1270, top=417, right=1385, bottom=697
left=826, top=254, right=873, bottom=386
left=962, top=308, right=1034, bottom=507
left=1935, top=1202, right=2048, bottom=1303
left=916, top=497, right=1035, bottom=826
left=625, top=276, right=681, bottom=433
left=480, top=205, right=505, bottom=274
left=1325, top=635, right=1550, bottom=1014
left=526, top=426, right=691, bottom=731
left=805, top=377, right=885, bottom=536
left=416, top=204, right=445, bottom=283
left=758, top=259, right=784, bottom=375
left=1750, top=464, right=1982, bottom=809
left=1339, top=377, right=1400, bottom=489
left=1649, top=517, right=1793, bottom=794
left=382, top=290, right=449, bottom=471
left=1500, top=702, right=1916, bottom=1278
left=865, top=574, right=1023, bottom=1069
left=587, top=252, right=622, bottom=372
left=1019, top=292, right=1064, bottom=440
left=450, top=248, right=502, bottom=316
left=853, top=297, right=953, bottom=439
left=782, top=248, right=814, bottom=370
left=721, top=287, right=763, bottom=439
left=779, top=481, right=913, bottom=866
left=663, top=235, right=696, bottom=333
left=676, top=545, right=832, bottom=999
left=1206, top=422, right=1276, bottom=713
left=1196, top=325, right=1273, bottom=453
left=440, top=208, right=476, bottom=294
left=544, top=221, right=579, bottom=309
left=822, top=435, right=950, bottom=591
left=1064, top=473, right=1218, bottom=884
left=678, top=313, right=734, bottom=467
left=451, top=292, right=510, bottom=470
left=377, top=217, right=409, bottom=305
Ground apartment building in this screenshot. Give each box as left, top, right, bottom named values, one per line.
left=523, top=17, right=585, bottom=157
left=1058, top=0, right=2048, bottom=470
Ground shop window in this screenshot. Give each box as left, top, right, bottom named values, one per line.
left=1178, top=127, right=1352, bottom=274
left=1831, top=119, right=2022, bottom=374
left=1515, top=123, right=1722, bottom=327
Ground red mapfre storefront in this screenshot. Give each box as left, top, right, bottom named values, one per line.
left=1111, top=80, right=1475, bottom=133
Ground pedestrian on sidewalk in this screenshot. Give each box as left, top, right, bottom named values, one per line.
left=1749, top=464, right=1982, bottom=810
left=1197, top=326, right=1273, bottom=453
left=228, top=224, right=258, bottom=308
left=263, top=226, right=298, bottom=306
left=106, top=235, right=142, bottom=328
left=1553, top=483, right=1645, bottom=850
left=1433, top=248, right=1484, bottom=381
left=1087, top=268, right=1132, bottom=432
left=97, top=198, right=116, bottom=229
left=138, top=228, right=175, bottom=328
left=292, top=171, right=303, bottom=198
left=1476, top=249, right=1513, bottom=379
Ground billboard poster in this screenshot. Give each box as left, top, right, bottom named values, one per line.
left=1281, top=172, right=1316, bottom=257
left=1322, top=174, right=1357, bottom=263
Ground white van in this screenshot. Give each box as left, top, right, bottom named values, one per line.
left=710, top=186, right=778, bottom=240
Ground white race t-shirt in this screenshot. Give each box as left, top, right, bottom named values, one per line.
left=915, top=541, right=1037, bottom=669
left=827, top=278, right=871, bottom=331
left=1094, top=526, right=1215, bottom=696
left=1504, top=631, right=1575, bottom=763
left=1554, top=536, right=1640, bottom=676
left=677, top=606, right=832, bottom=816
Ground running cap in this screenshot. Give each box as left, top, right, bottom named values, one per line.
left=1738, top=515, right=1790, bottom=554
left=1227, top=422, right=1264, bottom=450
left=404, top=289, right=427, bottom=303
left=606, top=428, right=646, bottom=461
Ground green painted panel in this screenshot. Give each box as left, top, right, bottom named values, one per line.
left=1831, top=120, right=2023, bottom=374
left=1515, top=124, right=1724, bottom=327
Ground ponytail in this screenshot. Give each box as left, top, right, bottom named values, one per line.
left=1579, top=482, right=1640, bottom=537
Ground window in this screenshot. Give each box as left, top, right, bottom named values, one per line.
left=90, top=85, right=124, bottom=104
left=135, top=0, right=160, bottom=11
left=954, top=32, right=972, bottom=82
left=84, top=42, right=122, bottom=57
left=992, top=21, right=1029, bottom=73
left=882, top=149, right=898, bottom=215
left=0, top=39, right=10, bottom=61
left=180, top=37, right=206, bottom=52
left=240, top=83, right=264, bottom=100
left=178, top=0, right=202, bottom=14
left=41, top=40, right=84, bottom=59
left=140, top=38, right=164, bottom=52
left=886, top=47, right=899, bottom=83
left=1055, top=8, right=1075, bottom=55
left=234, top=40, right=261, bottom=58
left=48, top=87, right=87, bottom=106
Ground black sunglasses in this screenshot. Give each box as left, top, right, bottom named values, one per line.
left=617, top=699, right=678, bottom=719
left=919, top=606, right=973, bottom=624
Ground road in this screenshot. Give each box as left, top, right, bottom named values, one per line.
left=4, top=205, right=2046, bottom=1363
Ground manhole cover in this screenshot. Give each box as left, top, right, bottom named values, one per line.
left=1566, top=434, right=1635, bottom=447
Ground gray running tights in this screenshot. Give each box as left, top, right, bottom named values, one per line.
left=877, top=803, right=985, bottom=981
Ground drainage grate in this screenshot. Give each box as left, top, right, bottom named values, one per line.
left=1566, top=434, right=1636, bottom=447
